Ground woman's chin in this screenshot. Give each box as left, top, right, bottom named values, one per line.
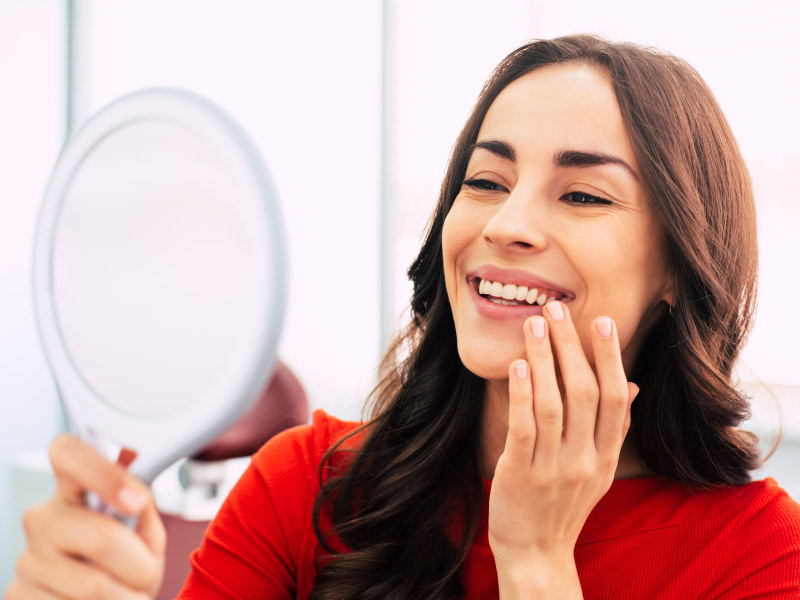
left=457, top=347, right=522, bottom=381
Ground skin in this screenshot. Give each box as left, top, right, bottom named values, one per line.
left=7, top=63, right=672, bottom=599
left=441, top=63, right=673, bottom=597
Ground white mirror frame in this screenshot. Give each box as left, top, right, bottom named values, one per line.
left=33, top=88, right=287, bottom=483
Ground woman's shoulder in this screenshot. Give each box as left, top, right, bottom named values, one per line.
left=705, top=477, right=800, bottom=553
left=578, top=476, right=800, bottom=597
left=702, top=478, right=800, bottom=595
left=731, top=477, right=800, bottom=523
left=674, top=476, right=800, bottom=535
left=653, top=476, right=800, bottom=521
left=718, top=477, right=800, bottom=550
left=584, top=475, right=800, bottom=539
left=181, top=410, right=364, bottom=597
left=250, top=408, right=365, bottom=482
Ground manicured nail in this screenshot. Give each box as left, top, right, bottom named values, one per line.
left=546, top=301, right=564, bottom=321
left=596, top=317, right=612, bottom=338
left=530, top=316, right=546, bottom=338
left=117, top=487, right=147, bottom=513
left=514, top=361, right=527, bottom=379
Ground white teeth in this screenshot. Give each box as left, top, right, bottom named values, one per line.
left=489, top=298, right=519, bottom=306
left=478, top=278, right=563, bottom=306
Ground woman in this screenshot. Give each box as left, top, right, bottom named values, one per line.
left=8, top=35, right=800, bottom=599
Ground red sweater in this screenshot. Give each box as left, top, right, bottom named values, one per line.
left=179, top=410, right=800, bottom=599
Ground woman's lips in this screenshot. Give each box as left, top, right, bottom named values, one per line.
left=472, top=277, right=565, bottom=306
left=468, top=266, right=575, bottom=301
left=468, top=280, right=570, bottom=320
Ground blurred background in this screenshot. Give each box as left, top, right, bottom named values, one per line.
left=1, top=0, right=798, bottom=585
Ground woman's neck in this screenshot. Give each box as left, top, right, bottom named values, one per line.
left=479, top=378, right=653, bottom=480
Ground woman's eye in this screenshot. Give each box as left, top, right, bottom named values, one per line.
left=561, top=191, right=612, bottom=206
left=462, top=178, right=508, bottom=192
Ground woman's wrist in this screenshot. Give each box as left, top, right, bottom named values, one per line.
left=496, top=553, right=583, bottom=600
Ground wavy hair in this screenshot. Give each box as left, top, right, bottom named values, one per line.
left=310, top=34, right=760, bottom=600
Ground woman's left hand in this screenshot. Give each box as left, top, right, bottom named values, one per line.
left=488, top=301, right=638, bottom=598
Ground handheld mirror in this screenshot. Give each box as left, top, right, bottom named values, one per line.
left=33, top=88, right=287, bottom=487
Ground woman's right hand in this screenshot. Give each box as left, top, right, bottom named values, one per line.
left=5, top=435, right=166, bottom=600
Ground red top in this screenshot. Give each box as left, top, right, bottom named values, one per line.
left=179, top=410, right=800, bottom=599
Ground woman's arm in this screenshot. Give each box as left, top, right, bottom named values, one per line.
left=489, top=303, right=636, bottom=599
left=177, top=454, right=302, bottom=599
left=707, top=480, right=800, bottom=599
left=177, top=419, right=328, bottom=599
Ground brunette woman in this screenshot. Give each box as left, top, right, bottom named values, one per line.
left=8, top=35, right=800, bottom=600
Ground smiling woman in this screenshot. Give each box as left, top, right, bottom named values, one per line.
left=8, top=34, right=800, bottom=600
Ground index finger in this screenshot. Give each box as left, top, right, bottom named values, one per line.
left=49, top=435, right=150, bottom=516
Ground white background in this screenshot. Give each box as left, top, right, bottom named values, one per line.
left=1, top=0, right=798, bottom=583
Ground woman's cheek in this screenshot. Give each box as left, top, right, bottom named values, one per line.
left=441, top=213, right=460, bottom=297
left=442, top=206, right=483, bottom=289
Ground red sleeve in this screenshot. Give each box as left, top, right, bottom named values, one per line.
left=707, top=479, right=800, bottom=599
left=176, top=410, right=356, bottom=599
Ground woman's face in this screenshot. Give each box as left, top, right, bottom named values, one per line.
left=442, top=63, right=672, bottom=381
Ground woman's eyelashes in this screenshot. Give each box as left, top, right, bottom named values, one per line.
left=462, top=178, right=613, bottom=207
left=560, top=190, right=613, bottom=206
left=462, top=177, right=508, bottom=192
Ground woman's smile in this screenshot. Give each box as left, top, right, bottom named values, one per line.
left=466, top=266, right=576, bottom=320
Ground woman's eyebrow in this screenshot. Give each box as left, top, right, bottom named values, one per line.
left=554, top=149, right=640, bottom=181
left=468, top=139, right=516, bottom=162
left=468, top=141, right=639, bottom=182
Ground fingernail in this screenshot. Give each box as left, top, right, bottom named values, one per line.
left=514, top=361, right=527, bottom=379
left=596, top=317, right=612, bottom=338
left=530, top=316, right=545, bottom=338
left=546, top=301, right=564, bottom=321
left=117, top=487, right=147, bottom=513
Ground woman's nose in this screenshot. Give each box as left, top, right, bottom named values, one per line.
left=482, top=189, right=548, bottom=253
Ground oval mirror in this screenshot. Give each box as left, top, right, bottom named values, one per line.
left=33, top=88, right=287, bottom=485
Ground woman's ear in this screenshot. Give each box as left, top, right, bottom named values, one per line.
left=660, top=271, right=676, bottom=309
left=662, top=291, right=675, bottom=310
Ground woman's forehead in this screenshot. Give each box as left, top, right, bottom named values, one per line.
left=476, top=63, right=640, bottom=174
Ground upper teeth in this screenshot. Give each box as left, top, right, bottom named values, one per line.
left=478, top=279, right=559, bottom=306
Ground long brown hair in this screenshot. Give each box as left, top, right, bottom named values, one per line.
left=310, top=34, right=760, bottom=600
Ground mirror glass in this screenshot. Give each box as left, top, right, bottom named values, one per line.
left=52, top=120, right=268, bottom=418
left=35, top=89, right=286, bottom=482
